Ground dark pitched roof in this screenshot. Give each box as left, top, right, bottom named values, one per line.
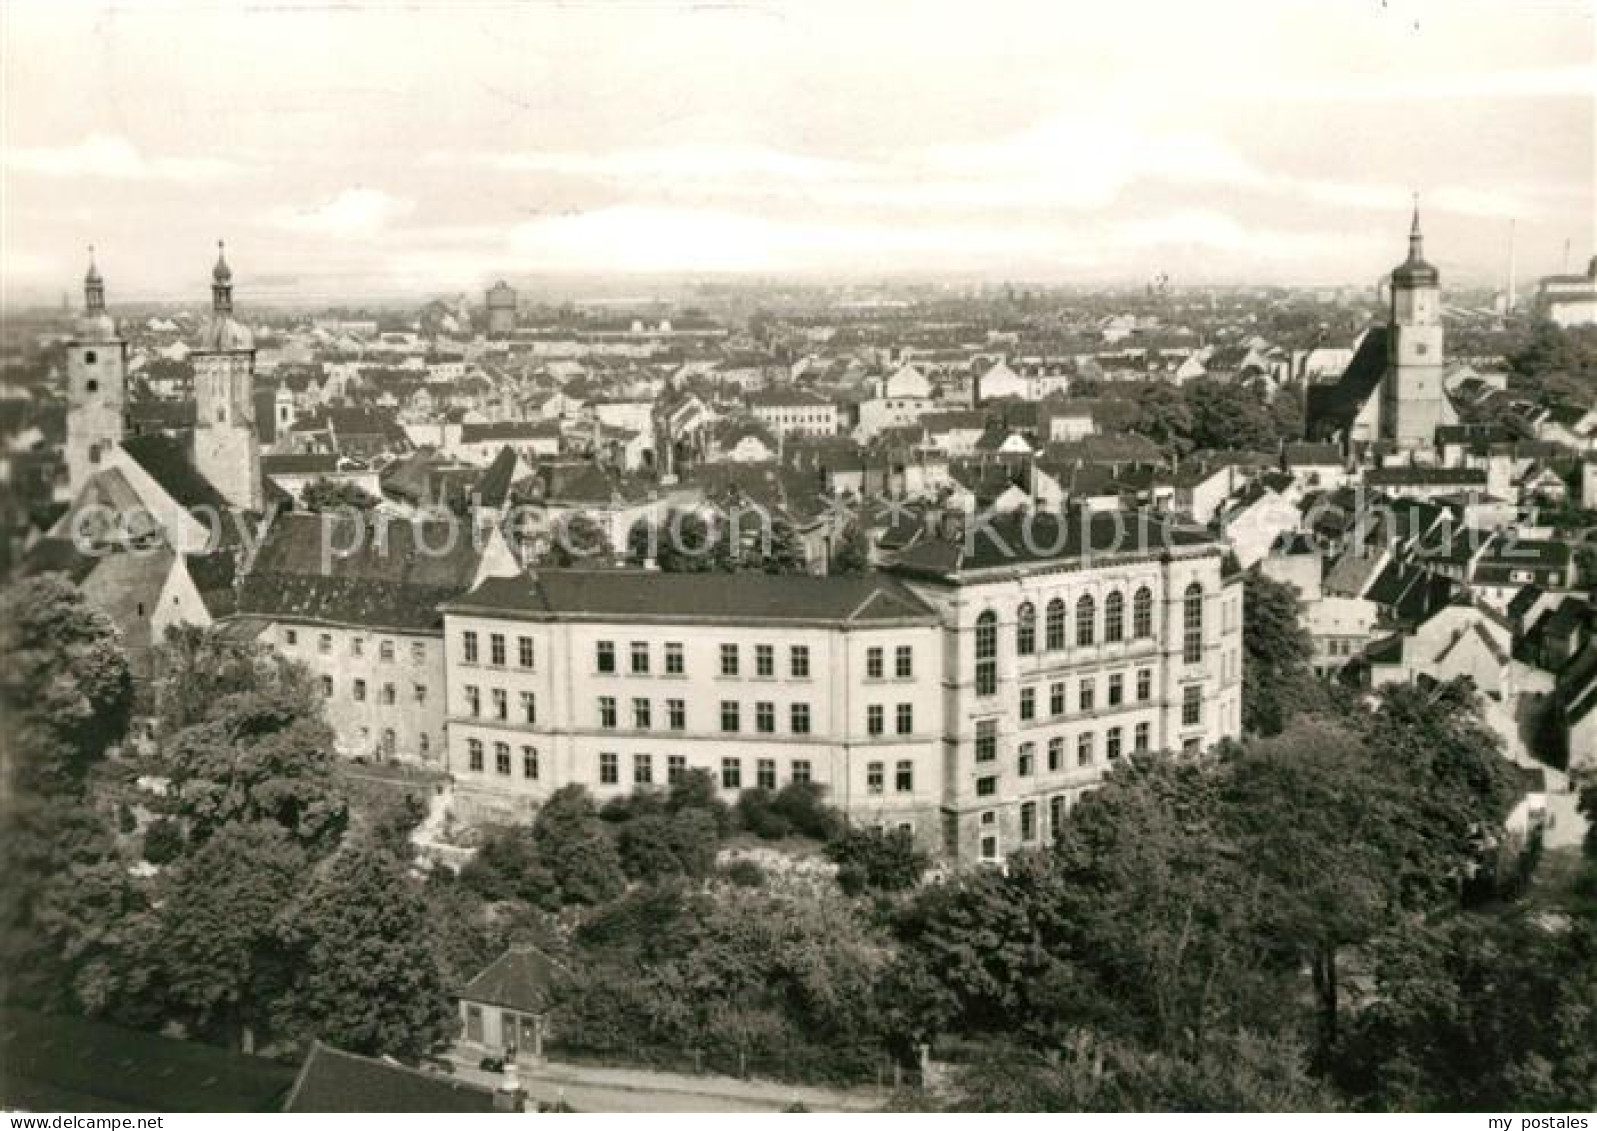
left=238, top=513, right=489, bottom=631
left=460, top=420, right=562, bottom=444
left=475, top=446, right=520, bottom=508
left=0, top=1008, right=293, bottom=1113
left=1305, top=326, right=1388, bottom=442
left=444, top=568, right=937, bottom=627
left=460, top=945, right=563, bottom=1013
left=283, top=1044, right=497, bottom=1114
left=120, top=432, right=231, bottom=510
left=1366, top=467, right=1487, bottom=488
left=890, top=508, right=1222, bottom=580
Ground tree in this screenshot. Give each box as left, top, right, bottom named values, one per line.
left=153, top=624, right=316, bottom=733
left=298, top=477, right=380, bottom=512
left=1124, top=381, right=1195, bottom=456
left=548, top=510, right=609, bottom=566
left=459, top=824, right=555, bottom=906
left=617, top=808, right=720, bottom=882
left=744, top=514, right=809, bottom=575
left=161, top=683, right=348, bottom=851
left=275, top=842, right=456, bottom=1058
left=1241, top=570, right=1325, bottom=736
left=159, top=821, right=310, bottom=1050
left=655, top=507, right=736, bottom=573
left=830, top=521, right=872, bottom=576
left=667, top=767, right=733, bottom=836
left=0, top=574, right=133, bottom=794
left=531, top=785, right=626, bottom=906
left=825, top=826, right=929, bottom=895
left=1186, top=379, right=1276, bottom=453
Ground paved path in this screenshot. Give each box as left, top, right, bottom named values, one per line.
left=442, top=1052, right=888, bottom=1112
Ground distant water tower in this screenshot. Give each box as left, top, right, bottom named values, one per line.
left=485, top=280, right=517, bottom=337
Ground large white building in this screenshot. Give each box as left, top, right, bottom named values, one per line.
left=439, top=509, right=1243, bottom=863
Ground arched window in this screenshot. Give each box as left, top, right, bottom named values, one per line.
left=1183, top=582, right=1204, bottom=664
left=1076, top=594, right=1096, bottom=647
left=975, top=611, right=998, bottom=697
left=1045, top=598, right=1066, bottom=651
left=1016, top=602, right=1036, bottom=656
left=1104, top=590, right=1125, bottom=643
left=1132, top=586, right=1153, bottom=639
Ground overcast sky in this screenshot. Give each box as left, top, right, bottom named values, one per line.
left=2, top=0, right=1593, bottom=302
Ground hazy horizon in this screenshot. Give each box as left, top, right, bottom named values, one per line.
left=3, top=0, right=1593, bottom=306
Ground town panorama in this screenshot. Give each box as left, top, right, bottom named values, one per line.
left=1, top=0, right=1594, bottom=1119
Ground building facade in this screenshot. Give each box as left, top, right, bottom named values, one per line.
left=64, top=251, right=128, bottom=499
left=440, top=510, right=1243, bottom=863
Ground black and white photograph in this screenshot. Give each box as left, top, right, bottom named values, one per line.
left=0, top=0, right=1594, bottom=1118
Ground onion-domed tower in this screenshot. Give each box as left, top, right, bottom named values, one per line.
left=1381, top=203, right=1447, bottom=450
left=192, top=241, right=262, bottom=511
left=65, top=246, right=128, bottom=497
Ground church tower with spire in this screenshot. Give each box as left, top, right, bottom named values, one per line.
left=65, top=247, right=128, bottom=497
left=192, top=242, right=263, bottom=511
left=1381, top=202, right=1447, bottom=450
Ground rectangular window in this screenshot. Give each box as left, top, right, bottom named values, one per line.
left=1018, top=741, right=1035, bottom=777
left=895, top=703, right=913, bottom=735
left=792, top=703, right=812, bottom=735
left=667, top=698, right=685, bottom=731
left=665, top=642, right=684, bottom=675
left=462, top=631, right=477, bottom=663
left=1077, top=732, right=1095, bottom=767
left=596, top=640, right=615, bottom=673
left=467, top=738, right=483, bottom=772
left=600, top=752, right=618, bottom=785
left=895, top=645, right=913, bottom=679
left=867, top=646, right=884, bottom=679
left=792, top=760, right=812, bottom=784
left=495, top=742, right=511, bottom=775
left=411, top=641, right=425, bottom=663
left=353, top=678, right=366, bottom=702
left=1050, top=681, right=1066, bottom=717
left=721, top=758, right=742, bottom=789
left=414, top=683, right=427, bottom=704
left=633, top=697, right=651, bottom=730
left=867, top=704, right=884, bottom=736
left=756, top=701, right=775, bottom=733
left=1079, top=678, right=1095, bottom=714
left=720, top=644, right=739, bottom=677
left=631, top=642, right=650, bottom=674
left=380, top=683, right=396, bottom=706
left=379, top=639, right=394, bottom=663
left=465, top=685, right=479, bottom=716
left=1020, top=686, right=1036, bottom=721
left=721, top=700, right=740, bottom=733
left=791, top=646, right=810, bottom=678
left=1050, top=795, right=1067, bottom=838
left=492, top=688, right=507, bottom=721
left=756, top=644, right=774, bottom=677
left=1182, top=685, right=1202, bottom=727
left=1048, top=736, right=1064, bottom=772
left=976, top=719, right=997, bottom=762
left=896, top=759, right=914, bottom=793
left=490, top=633, right=506, bottom=667
left=1021, top=800, right=1037, bottom=842
left=352, top=636, right=365, bottom=658
left=1137, top=668, right=1153, bottom=702
left=518, top=636, right=535, bottom=669
left=757, top=758, right=777, bottom=790
left=867, top=761, right=885, bottom=794
left=976, top=775, right=997, bottom=797
left=521, top=691, right=536, bottom=724
left=1134, top=721, right=1151, bottom=753
left=522, top=746, right=538, bottom=779
left=667, top=754, right=686, bottom=784
left=599, top=696, right=617, bottom=729
left=1107, top=727, right=1123, bottom=760
left=634, top=754, right=653, bottom=786
left=285, top=628, right=298, bottom=646
left=320, top=633, right=333, bottom=655
left=321, top=675, right=334, bottom=698
left=1108, top=673, right=1124, bottom=707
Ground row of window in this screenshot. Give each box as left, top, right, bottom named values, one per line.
left=462, top=686, right=536, bottom=723
left=1018, top=669, right=1154, bottom=721
left=466, top=739, right=540, bottom=779
left=289, top=628, right=426, bottom=664
left=865, top=703, right=917, bottom=736
left=592, top=640, right=816, bottom=680
left=865, top=760, right=916, bottom=794
left=976, top=687, right=1203, bottom=767
left=461, top=631, right=535, bottom=670
left=322, top=675, right=427, bottom=705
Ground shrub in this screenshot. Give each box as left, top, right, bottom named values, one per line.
left=825, top=826, right=929, bottom=895
left=770, top=781, right=845, bottom=842
left=722, top=858, right=766, bottom=888
left=142, top=817, right=185, bottom=865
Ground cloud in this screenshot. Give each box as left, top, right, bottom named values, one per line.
left=437, top=143, right=862, bottom=184
left=265, top=188, right=415, bottom=235
left=2, top=134, right=244, bottom=181
left=1203, top=64, right=1597, bottom=104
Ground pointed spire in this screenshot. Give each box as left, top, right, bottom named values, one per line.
left=1408, top=193, right=1424, bottom=262
left=211, top=239, right=233, bottom=313
left=84, top=245, right=105, bottom=313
